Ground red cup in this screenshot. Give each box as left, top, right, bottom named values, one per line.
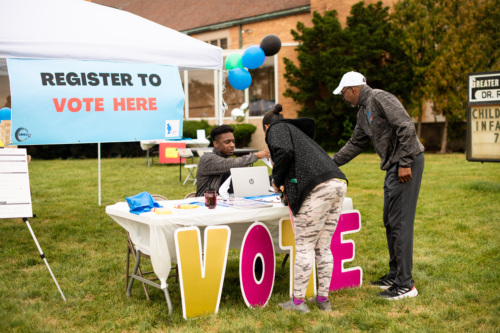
left=205, top=190, right=217, bottom=209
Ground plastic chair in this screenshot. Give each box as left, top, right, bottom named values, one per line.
left=125, top=194, right=177, bottom=314
left=184, top=192, right=197, bottom=199
left=140, top=141, right=159, bottom=166
left=177, top=148, right=197, bottom=185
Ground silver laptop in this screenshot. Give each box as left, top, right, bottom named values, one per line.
left=230, top=166, right=273, bottom=198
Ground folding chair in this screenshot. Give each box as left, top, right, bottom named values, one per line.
left=196, top=148, right=212, bottom=158
left=125, top=194, right=177, bottom=314
left=177, top=148, right=197, bottom=185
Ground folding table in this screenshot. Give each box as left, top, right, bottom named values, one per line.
left=106, top=197, right=353, bottom=313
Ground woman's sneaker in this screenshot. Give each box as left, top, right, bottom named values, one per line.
left=378, top=282, right=418, bottom=300
left=311, top=298, right=332, bottom=312
left=278, top=299, right=310, bottom=313
left=370, top=274, right=396, bottom=290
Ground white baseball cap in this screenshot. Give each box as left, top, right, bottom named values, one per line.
left=333, top=71, right=367, bottom=95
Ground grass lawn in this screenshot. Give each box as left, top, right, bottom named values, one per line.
left=0, top=153, right=498, bottom=332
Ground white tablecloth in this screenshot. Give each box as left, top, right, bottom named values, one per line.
left=106, top=197, right=353, bottom=288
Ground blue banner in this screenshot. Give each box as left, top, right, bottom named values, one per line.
left=7, top=59, right=184, bottom=145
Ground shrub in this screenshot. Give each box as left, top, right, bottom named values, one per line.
left=231, top=124, right=257, bottom=147
left=22, top=121, right=257, bottom=159
left=206, top=123, right=257, bottom=148
left=183, top=120, right=211, bottom=139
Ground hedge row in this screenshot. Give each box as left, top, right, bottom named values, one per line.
left=21, top=120, right=256, bottom=159
left=184, top=120, right=257, bottom=148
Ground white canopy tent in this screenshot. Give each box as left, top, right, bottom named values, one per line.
left=0, top=0, right=222, bottom=70
left=0, top=0, right=226, bottom=302
left=0, top=0, right=225, bottom=118
left=0, top=0, right=226, bottom=205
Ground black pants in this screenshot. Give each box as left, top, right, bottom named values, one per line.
left=383, top=153, right=424, bottom=287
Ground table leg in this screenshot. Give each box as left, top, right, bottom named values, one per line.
left=147, top=149, right=151, bottom=167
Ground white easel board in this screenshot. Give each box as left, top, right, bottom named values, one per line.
left=0, top=148, right=33, bottom=219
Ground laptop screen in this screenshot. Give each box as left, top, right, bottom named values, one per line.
left=230, top=166, right=272, bottom=198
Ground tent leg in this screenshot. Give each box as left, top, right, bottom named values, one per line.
left=218, top=70, right=224, bottom=125
left=98, top=142, right=101, bottom=206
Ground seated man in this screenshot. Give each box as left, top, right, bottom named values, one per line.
left=196, top=125, right=270, bottom=197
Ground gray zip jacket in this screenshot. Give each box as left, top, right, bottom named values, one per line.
left=333, top=85, right=424, bottom=170
left=195, top=148, right=258, bottom=197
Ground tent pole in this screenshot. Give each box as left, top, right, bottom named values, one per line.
left=98, top=142, right=101, bottom=206
left=218, top=70, right=223, bottom=125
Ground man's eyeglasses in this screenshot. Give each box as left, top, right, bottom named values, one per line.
left=341, top=87, right=352, bottom=97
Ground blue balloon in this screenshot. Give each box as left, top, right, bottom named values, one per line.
left=242, top=45, right=265, bottom=69
left=0, top=107, right=11, bottom=121
left=228, top=68, right=252, bottom=90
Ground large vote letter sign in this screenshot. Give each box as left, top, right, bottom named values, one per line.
left=7, top=58, right=184, bottom=145
left=239, top=222, right=275, bottom=308
left=174, top=211, right=362, bottom=319
left=174, top=226, right=230, bottom=319
left=329, top=211, right=363, bottom=291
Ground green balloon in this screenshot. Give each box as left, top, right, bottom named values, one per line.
left=225, top=53, right=243, bottom=70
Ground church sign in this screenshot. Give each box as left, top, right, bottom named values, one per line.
left=466, top=71, right=500, bottom=162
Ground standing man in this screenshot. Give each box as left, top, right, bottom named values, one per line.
left=332, top=71, right=424, bottom=300
left=195, top=125, right=269, bottom=197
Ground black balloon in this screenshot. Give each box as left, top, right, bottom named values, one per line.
left=260, top=34, right=282, bottom=56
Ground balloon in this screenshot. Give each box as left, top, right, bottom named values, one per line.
left=225, top=53, right=243, bottom=70
left=228, top=68, right=252, bottom=90
left=231, top=108, right=245, bottom=122
left=260, top=34, right=282, bottom=56
left=240, top=103, right=249, bottom=111
left=0, top=107, right=11, bottom=121
left=242, top=46, right=265, bottom=69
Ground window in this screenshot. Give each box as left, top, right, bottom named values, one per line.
left=248, top=56, right=275, bottom=117
left=207, top=38, right=228, bottom=49
left=220, top=38, right=228, bottom=50
left=181, top=52, right=277, bottom=121
left=223, top=73, right=245, bottom=114
left=187, top=70, right=215, bottom=118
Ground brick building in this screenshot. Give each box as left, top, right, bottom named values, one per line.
left=6, top=0, right=443, bottom=151
left=94, top=0, right=398, bottom=149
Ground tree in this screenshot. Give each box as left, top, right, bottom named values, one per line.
left=392, top=0, right=444, bottom=138
left=393, top=0, right=500, bottom=152
left=428, top=0, right=500, bottom=152
left=283, top=10, right=348, bottom=151
left=283, top=2, right=413, bottom=150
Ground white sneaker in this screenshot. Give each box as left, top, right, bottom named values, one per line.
left=378, top=283, right=418, bottom=300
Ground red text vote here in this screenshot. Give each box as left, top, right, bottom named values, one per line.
left=52, top=97, right=157, bottom=112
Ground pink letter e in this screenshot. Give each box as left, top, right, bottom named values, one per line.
left=329, top=211, right=363, bottom=291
